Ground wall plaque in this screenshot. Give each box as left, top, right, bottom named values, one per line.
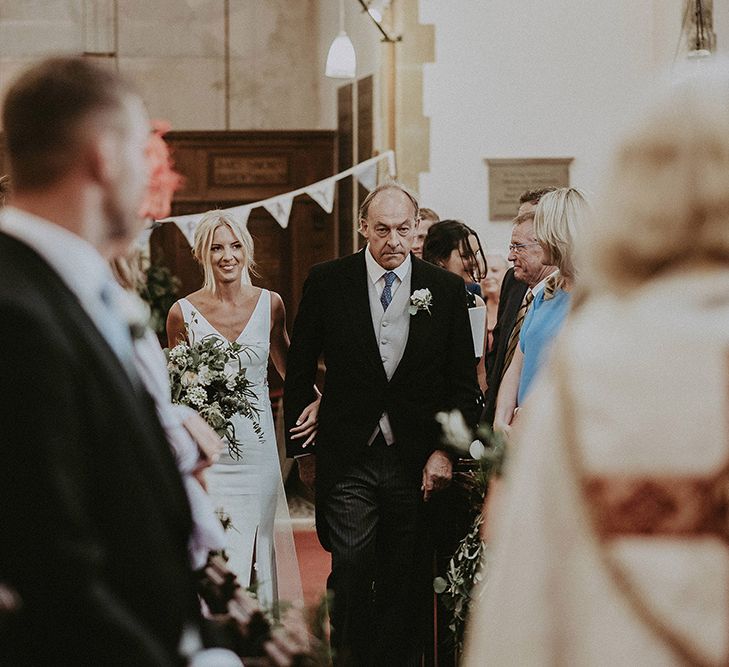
left=485, top=158, right=573, bottom=220
left=209, top=154, right=289, bottom=187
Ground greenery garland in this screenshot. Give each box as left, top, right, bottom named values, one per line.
left=433, top=417, right=507, bottom=651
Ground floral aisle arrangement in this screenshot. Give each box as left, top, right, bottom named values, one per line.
left=138, top=259, right=180, bottom=336
left=166, top=321, right=262, bottom=460
left=433, top=410, right=507, bottom=650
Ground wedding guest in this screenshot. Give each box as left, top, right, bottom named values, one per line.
left=465, top=63, right=729, bottom=667
left=411, top=206, right=440, bottom=258
left=0, top=57, right=198, bottom=666
left=284, top=183, right=480, bottom=665
left=493, top=187, right=589, bottom=433
left=423, top=219, right=489, bottom=393
left=167, top=211, right=318, bottom=610
left=480, top=253, right=508, bottom=353
left=483, top=188, right=556, bottom=426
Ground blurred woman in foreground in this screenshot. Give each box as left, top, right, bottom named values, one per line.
left=465, top=65, right=729, bottom=666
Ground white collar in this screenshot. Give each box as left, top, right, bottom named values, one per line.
left=364, top=244, right=411, bottom=285
left=0, top=206, right=114, bottom=304
left=531, top=269, right=560, bottom=296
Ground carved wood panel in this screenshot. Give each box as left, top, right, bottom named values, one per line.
left=153, top=130, right=337, bottom=322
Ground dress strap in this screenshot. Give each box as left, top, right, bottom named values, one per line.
left=176, top=297, right=194, bottom=327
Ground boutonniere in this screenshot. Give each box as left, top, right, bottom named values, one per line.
left=117, top=290, right=151, bottom=340
left=409, top=288, right=433, bottom=316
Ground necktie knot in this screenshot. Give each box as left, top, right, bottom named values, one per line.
left=380, top=271, right=397, bottom=311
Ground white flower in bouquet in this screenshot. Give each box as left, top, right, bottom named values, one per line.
left=168, top=344, right=187, bottom=361
left=197, top=364, right=213, bottom=386
left=165, top=327, right=261, bottom=461
left=181, top=370, right=198, bottom=387
left=185, top=385, right=207, bottom=407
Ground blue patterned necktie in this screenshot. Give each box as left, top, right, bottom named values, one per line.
left=380, top=271, right=397, bottom=311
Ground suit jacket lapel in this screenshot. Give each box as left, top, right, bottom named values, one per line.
left=343, top=250, right=388, bottom=384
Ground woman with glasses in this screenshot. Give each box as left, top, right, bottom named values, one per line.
left=493, top=187, right=590, bottom=434
left=423, top=219, right=489, bottom=393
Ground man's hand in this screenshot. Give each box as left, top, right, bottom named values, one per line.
left=289, top=397, right=320, bottom=448
left=297, top=454, right=316, bottom=490
left=421, top=450, right=453, bottom=501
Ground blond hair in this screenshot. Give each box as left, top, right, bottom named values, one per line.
left=533, top=187, right=590, bottom=281
left=585, top=65, right=729, bottom=293
left=192, top=210, right=256, bottom=292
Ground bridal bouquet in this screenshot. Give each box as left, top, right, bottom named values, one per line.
left=166, top=334, right=261, bottom=460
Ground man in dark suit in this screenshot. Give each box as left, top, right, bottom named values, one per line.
left=0, top=58, right=198, bottom=666
left=484, top=188, right=557, bottom=425
left=284, top=184, right=480, bottom=665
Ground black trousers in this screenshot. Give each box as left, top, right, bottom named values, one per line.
left=323, top=435, right=430, bottom=667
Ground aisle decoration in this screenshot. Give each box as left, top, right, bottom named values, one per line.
left=137, top=259, right=180, bottom=336
left=153, top=150, right=396, bottom=245
left=433, top=410, right=507, bottom=650
left=166, top=315, right=262, bottom=460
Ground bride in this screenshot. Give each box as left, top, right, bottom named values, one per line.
left=167, top=210, right=318, bottom=609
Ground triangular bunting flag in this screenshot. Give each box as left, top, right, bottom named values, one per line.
left=357, top=163, right=378, bottom=192
left=170, top=213, right=203, bottom=246
left=306, top=178, right=336, bottom=213
left=263, top=195, right=294, bottom=229
left=226, top=204, right=251, bottom=227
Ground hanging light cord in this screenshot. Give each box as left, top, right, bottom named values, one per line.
left=355, top=0, right=401, bottom=43
left=695, top=0, right=706, bottom=50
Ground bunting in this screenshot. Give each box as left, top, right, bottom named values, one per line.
left=152, top=150, right=397, bottom=245
left=306, top=178, right=337, bottom=213
left=262, top=196, right=294, bottom=229
left=357, top=163, right=378, bottom=192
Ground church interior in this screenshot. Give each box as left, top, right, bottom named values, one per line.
left=1, top=2, right=727, bottom=665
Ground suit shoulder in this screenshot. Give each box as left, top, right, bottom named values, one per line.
left=306, top=251, right=363, bottom=280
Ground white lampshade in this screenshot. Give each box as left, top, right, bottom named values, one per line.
left=325, top=31, right=356, bottom=79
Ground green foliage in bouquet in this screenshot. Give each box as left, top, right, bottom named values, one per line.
left=138, top=261, right=180, bottom=336
left=433, top=412, right=508, bottom=650
left=166, top=319, right=263, bottom=459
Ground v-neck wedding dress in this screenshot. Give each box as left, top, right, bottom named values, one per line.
left=176, top=290, right=302, bottom=610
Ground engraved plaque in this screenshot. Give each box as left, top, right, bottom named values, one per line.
left=209, top=155, right=289, bottom=187
left=486, top=158, right=573, bottom=220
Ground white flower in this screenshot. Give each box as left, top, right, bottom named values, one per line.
left=197, top=365, right=212, bottom=386
left=181, top=370, right=198, bottom=387
left=168, top=344, right=187, bottom=359
left=435, top=409, right=472, bottom=451
left=469, top=439, right=486, bottom=460
left=185, top=386, right=207, bottom=408
left=409, top=288, right=433, bottom=315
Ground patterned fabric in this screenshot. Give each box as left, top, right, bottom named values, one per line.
left=543, top=272, right=563, bottom=301
left=380, top=271, right=397, bottom=311
left=501, top=289, right=533, bottom=379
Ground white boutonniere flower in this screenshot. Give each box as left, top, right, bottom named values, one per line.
left=409, top=288, right=433, bottom=316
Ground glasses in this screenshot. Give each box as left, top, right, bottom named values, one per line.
left=508, top=242, right=540, bottom=254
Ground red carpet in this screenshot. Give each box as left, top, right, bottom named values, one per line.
left=294, top=528, right=330, bottom=609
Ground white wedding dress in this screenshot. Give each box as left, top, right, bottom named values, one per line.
left=177, top=290, right=302, bottom=610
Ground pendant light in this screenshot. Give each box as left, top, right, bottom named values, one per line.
left=326, top=0, right=356, bottom=79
